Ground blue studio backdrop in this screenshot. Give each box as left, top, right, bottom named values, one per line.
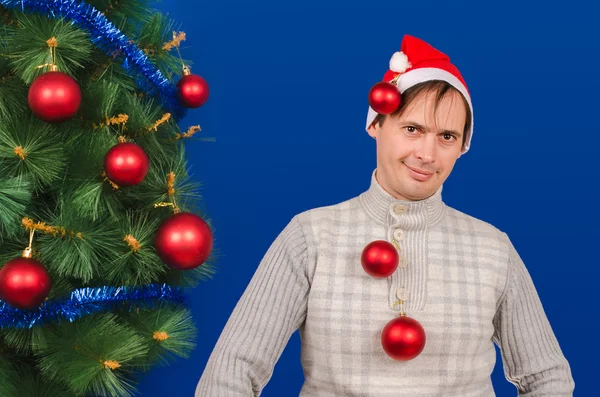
left=138, top=0, right=594, bottom=395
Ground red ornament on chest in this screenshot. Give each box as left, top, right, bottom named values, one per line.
left=361, top=240, right=398, bottom=278
left=381, top=315, right=426, bottom=361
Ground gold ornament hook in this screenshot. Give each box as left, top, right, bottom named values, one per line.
left=22, top=229, right=35, bottom=258
left=36, top=38, right=59, bottom=71
left=392, top=299, right=407, bottom=317
left=47, top=37, right=58, bottom=71
left=167, top=31, right=188, bottom=72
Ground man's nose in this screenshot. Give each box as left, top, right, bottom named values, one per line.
left=415, top=133, right=436, bottom=163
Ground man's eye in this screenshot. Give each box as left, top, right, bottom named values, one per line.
left=443, top=133, right=456, bottom=141
left=405, top=126, right=418, bottom=133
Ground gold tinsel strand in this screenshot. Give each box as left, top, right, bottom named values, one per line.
left=93, top=114, right=129, bottom=130
left=22, top=217, right=83, bottom=239
left=169, top=172, right=181, bottom=214
left=166, top=171, right=176, bottom=196
left=148, top=113, right=171, bottom=131
left=162, top=32, right=186, bottom=51
left=175, top=125, right=201, bottom=140
left=46, top=37, right=58, bottom=48
left=100, top=170, right=119, bottom=190
left=153, top=331, right=170, bottom=341
left=102, top=360, right=121, bottom=370
left=123, top=234, right=141, bottom=252
left=152, top=172, right=181, bottom=213
left=107, top=114, right=129, bottom=125
left=117, top=135, right=127, bottom=143
left=13, top=146, right=26, bottom=160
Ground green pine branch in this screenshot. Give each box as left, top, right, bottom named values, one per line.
left=4, top=14, right=93, bottom=84
left=125, top=303, right=197, bottom=366
left=0, top=114, right=68, bottom=190
left=37, top=313, right=149, bottom=397
left=0, top=176, right=32, bottom=239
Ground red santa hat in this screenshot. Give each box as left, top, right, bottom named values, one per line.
left=366, top=35, right=474, bottom=154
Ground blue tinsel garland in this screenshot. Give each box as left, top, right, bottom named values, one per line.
left=0, top=0, right=187, bottom=119
left=0, top=284, right=184, bottom=329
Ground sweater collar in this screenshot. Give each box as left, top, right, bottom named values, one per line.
left=358, top=169, right=446, bottom=229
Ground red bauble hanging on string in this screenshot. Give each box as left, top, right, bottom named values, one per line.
left=103, top=142, right=149, bottom=186
left=155, top=212, right=213, bottom=270
left=28, top=66, right=81, bottom=123
left=361, top=240, right=398, bottom=278
left=367, top=51, right=413, bottom=115
left=177, top=66, right=209, bottom=108
left=368, top=81, right=401, bottom=115
left=0, top=255, right=51, bottom=310
left=381, top=314, right=426, bottom=361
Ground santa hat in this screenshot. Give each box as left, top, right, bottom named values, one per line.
left=366, top=35, right=474, bottom=154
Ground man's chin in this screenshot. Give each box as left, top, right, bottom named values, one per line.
left=399, top=178, right=439, bottom=200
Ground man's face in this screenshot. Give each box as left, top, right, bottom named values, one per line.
left=367, top=89, right=467, bottom=201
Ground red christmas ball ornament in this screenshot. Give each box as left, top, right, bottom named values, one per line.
left=368, top=81, right=401, bottom=115
left=28, top=69, right=81, bottom=123
left=381, top=315, right=426, bottom=361
left=361, top=240, right=398, bottom=278
left=104, top=142, right=149, bottom=186
left=155, top=212, right=213, bottom=270
left=0, top=257, right=51, bottom=310
left=177, top=66, right=209, bottom=108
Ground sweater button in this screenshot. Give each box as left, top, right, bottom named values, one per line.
left=393, top=228, right=405, bottom=241
left=394, top=204, right=408, bottom=215
left=399, top=255, right=408, bottom=268
left=396, top=287, right=409, bottom=301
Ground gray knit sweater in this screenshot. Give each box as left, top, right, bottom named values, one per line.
left=195, top=169, right=575, bottom=396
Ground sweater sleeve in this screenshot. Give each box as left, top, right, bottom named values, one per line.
left=195, top=216, right=310, bottom=397
left=492, top=233, right=575, bottom=396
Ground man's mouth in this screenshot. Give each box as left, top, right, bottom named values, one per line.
left=404, top=163, right=434, bottom=181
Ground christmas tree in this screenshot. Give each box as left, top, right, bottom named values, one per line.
left=0, top=1, right=216, bottom=395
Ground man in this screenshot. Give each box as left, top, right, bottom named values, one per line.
left=195, top=35, right=575, bottom=396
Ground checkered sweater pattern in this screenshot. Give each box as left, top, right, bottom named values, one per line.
left=195, top=170, right=575, bottom=396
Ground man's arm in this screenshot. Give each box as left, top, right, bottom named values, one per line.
left=493, top=233, right=575, bottom=396
left=195, top=216, right=310, bottom=397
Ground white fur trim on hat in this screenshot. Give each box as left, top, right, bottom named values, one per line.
left=365, top=67, right=474, bottom=154
left=389, top=51, right=411, bottom=73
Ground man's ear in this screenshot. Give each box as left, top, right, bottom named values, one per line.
left=367, top=121, right=378, bottom=139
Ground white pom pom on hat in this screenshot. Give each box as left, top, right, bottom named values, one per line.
left=389, top=51, right=411, bottom=73
left=366, top=35, right=474, bottom=155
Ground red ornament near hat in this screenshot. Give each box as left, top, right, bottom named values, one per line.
left=368, top=51, right=411, bottom=115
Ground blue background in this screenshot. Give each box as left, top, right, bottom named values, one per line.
left=138, top=0, right=595, bottom=395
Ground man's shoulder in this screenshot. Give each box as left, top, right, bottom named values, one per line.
left=289, top=194, right=363, bottom=227
left=444, top=204, right=507, bottom=241
left=298, top=196, right=360, bottom=217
